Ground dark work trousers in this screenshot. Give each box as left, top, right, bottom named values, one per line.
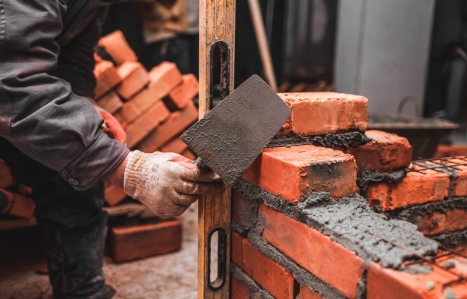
left=146, top=34, right=199, bottom=75
left=0, top=137, right=114, bottom=299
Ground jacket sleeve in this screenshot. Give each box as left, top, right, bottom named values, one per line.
left=0, top=0, right=130, bottom=190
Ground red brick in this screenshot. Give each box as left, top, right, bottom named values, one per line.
left=244, top=145, right=357, bottom=202
left=105, top=185, right=127, bottom=206
left=0, top=188, right=36, bottom=218
left=344, top=130, right=412, bottom=173
left=448, top=157, right=467, bottom=197
left=367, top=262, right=459, bottom=299
left=118, top=63, right=183, bottom=123
left=113, top=111, right=128, bottom=129
left=116, top=62, right=150, bottom=100
left=259, top=204, right=364, bottom=299
left=277, top=92, right=368, bottom=136
left=164, top=74, right=198, bottom=110
left=98, top=30, right=138, bottom=65
left=231, top=232, right=244, bottom=267
left=415, top=208, right=467, bottom=236
left=125, top=101, right=170, bottom=148
left=17, top=184, right=32, bottom=196
left=160, top=138, right=188, bottom=154
left=96, top=91, right=123, bottom=114
left=110, top=220, right=182, bottom=263
left=0, top=160, right=15, bottom=188
left=94, top=61, right=121, bottom=99
left=231, top=275, right=250, bottom=299
left=367, top=166, right=450, bottom=211
left=181, top=149, right=196, bottom=161
left=136, top=101, right=198, bottom=153
left=242, top=238, right=296, bottom=299
left=232, top=190, right=247, bottom=224
left=299, top=286, right=326, bottom=299
left=434, top=145, right=467, bottom=158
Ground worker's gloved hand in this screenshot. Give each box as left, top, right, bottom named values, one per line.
left=123, top=150, right=224, bottom=216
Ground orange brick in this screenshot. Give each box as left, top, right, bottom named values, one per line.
left=244, top=145, right=357, bottom=202
left=109, top=220, right=182, bottom=263
left=367, top=167, right=450, bottom=211
left=164, top=74, right=199, bottom=110
left=242, top=238, right=296, bottom=299
left=232, top=190, right=247, bottom=224
left=231, top=232, right=244, bottom=267
left=299, top=286, right=325, bottom=299
left=98, top=30, right=138, bottom=65
left=415, top=208, right=467, bottom=236
left=231, top=275, right=251, bottom=299
left=434, top=145, right=467, bottom=158
left=119, top=100, right=143, bottom=123
left=17, top=184, right=32, bottom=196
left=125, top=101, right=170, bottom=148
left=0, top=188, right=36, bottom=218
left=136, top=101, right=198, bottom=153
left=259, top=204, right=364, bottom=299
left=0, top=160, right=15, bottom=188
left=113, top=111, right=128, bottom=129
left=367, top=262, right=460, bottom=299
left=105, top=185, right=127, bottom=206
left=344, top=130, right=412, bottom=173
left=160, top=138, right=188, bottom=154
left=116, top=62, right=150, bottom=100
left=96, top=91, right=123, bottom=114
left=449, top=157, right=467, bottom=197
left=181, top=149, right=196, bottom=161
left=94, top=61, right=121, bottom=99
left=277, top=92, right=368, bottom=136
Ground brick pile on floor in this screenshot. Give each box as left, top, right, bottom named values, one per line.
left=231, top=92, right=467, bottom=299
left=95, top=30, right=198, bottom=207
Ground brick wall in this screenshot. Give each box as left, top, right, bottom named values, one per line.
left=231, top=92, right=467, bottom=298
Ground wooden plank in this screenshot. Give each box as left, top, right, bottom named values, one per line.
left=199, top=0, right=235, bottom=298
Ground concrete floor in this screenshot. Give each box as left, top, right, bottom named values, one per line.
left=0, top=203, right=200, bottom=299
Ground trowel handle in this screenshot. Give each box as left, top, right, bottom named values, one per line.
left=193, top=157, right=212, bottom=172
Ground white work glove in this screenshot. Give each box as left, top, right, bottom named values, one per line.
left=124, top=150, right=224, bottom=216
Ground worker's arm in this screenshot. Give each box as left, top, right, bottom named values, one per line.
left=0, top=0, right=129, bottom=190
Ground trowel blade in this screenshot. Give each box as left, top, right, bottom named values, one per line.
left=180, top=75, right=291, bottom=186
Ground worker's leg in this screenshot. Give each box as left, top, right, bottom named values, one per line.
left=0, top=137, right=115, bottom=299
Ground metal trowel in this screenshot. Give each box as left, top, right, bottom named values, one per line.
left=180, top=75, right=291, bottom=185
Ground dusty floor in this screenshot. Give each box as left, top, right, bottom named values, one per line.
left=0, top=203, right=199, bottom=299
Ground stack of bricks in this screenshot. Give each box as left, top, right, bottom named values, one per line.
left=231, top=92, right=467, bottom=299
left=95, top=31, right=198, bottom=207
left=0, top=159, right=35, bottom=218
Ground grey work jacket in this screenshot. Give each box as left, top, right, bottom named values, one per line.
left=0, top=0, right=130, bottom=191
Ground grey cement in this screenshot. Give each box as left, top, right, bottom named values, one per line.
left=0, top=204, right=200, bottom=299
left=268, top=131, right=370, bottom=149
left=432, top=228, right=467, bottom=248
left=234, top=180, right=439, bottom=269
left=180, top=75, right=290, bottom=186
left=357, top=169, right=406, bottom=195
left=386, top=197, right=467, bottom=224
left=230, top=264, right=275, bottom=299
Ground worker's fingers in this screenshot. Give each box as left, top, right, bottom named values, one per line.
left=172, top=155, right=193, bottom=164
left=178, top=166, right=222, bottom=183
left=172, top=193, right=200, bottom=206
left=174, top=160, right=198, bottom=170
left=176, top=180, right=225, bottom=195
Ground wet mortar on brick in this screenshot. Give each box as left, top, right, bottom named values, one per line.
left=233, top=180, right=438, bottom=269
left=268, top=131, right=370, bottom=149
